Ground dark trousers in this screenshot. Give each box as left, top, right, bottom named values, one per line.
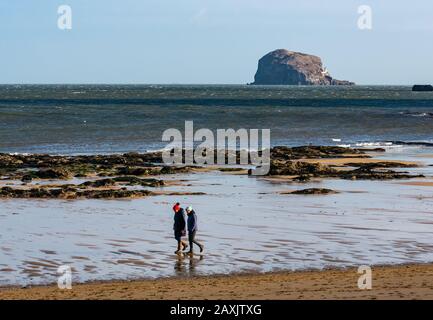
left=188, top=230, right=202, bottom=251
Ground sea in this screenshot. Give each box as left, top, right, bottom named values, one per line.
left=0, top=84, right=432, bottom=154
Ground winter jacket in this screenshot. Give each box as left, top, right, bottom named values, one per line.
left=187, top=210, right=198, bottom=233
left=173, top=208, right=186, bottom=232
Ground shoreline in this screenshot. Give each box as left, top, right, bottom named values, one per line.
left=1, top=263, right=433, bottom=300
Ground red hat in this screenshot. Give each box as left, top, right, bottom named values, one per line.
left=173, top=203, right=180, bottom=213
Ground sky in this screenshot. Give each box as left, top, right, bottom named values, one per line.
left=0, top=0, right=432, bottom=85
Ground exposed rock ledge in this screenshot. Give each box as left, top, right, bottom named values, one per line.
left=251, top=49, right=354, bottom=86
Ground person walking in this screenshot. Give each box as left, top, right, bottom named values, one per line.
left=185, top=206, right=204, bottom=255
left=173, top=203, right=188, bottom=254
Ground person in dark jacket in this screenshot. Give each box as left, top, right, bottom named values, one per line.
left=173, top=203, right=188, bottom=254
left=185, top=206, right=204, bottom=254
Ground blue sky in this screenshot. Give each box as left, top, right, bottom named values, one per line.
left=0, top=0, right=432, bottom=84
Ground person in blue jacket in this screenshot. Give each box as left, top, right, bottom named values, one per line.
left=185, top=206, right=204, bottom=254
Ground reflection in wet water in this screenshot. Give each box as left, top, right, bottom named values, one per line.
left=174, top=254, right=204, bottom=276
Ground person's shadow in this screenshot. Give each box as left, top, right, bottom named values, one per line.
left=174, top=253, right=204, bottom=276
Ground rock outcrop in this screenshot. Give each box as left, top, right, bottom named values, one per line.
left=286, top=188, right=338, bottom=195
left=412, top=85, right=433, bottom=92
left=263, top=146, right=424, bottom=181
left=252, top=49, right=354, bottom=85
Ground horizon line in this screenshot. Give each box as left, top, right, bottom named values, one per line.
left=0, top=83, right=425, bottom=86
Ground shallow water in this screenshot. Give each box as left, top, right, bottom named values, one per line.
left=1, top=148, right=433, bottom=286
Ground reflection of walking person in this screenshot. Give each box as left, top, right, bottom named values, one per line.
left=186, top=206, right=204, bottom=255
left=173, top=203, right=188, bottom=254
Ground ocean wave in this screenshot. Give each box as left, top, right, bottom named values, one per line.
left=400, top=111, right=433, bottom=118
left=334, top=141, right=393, bottom=148
left=355, top=142, right=394, bottom=147
left=387, top=141, right=433, bottom=147
left=8, top=152, right=31, bottom=156
left=336, top=141, right=433, bottom=149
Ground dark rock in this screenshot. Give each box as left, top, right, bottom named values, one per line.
left=412, top=85, right=433, bottom=92
left=1, top=146, right=422, bottom=187
left=252, top=49, right=354, bottom=86
left=218, top=168, right=245, bottom=172
left=287, top=188, right=337, bottom=195
left=261, top=148, right=423, bottom=181
left=354, top=148, right=386, bottom=153
left=0, top=146, right=364, bottom=179
left=76, top=189, right=154, bottom=199
left=0, top=152, right=163, bottom=170
left=116, top=166, right=156, bottom=176
left=79, top=178, right=116, bottom=188
left=112, top=176, right=164, bottom=187
left=33, top=168, right=72, bottom=179
left=293, top=175, right=311, bottom=182
left=340, top=168, right=424, bottom=180
left=271, top=146, right=367, bottom=160
left=159, top=166, right=191, bottom=174
left=343, top=162, right=417, bottom=169
left=0, top=154, right=24, bottom=168
left=79, top=177, right=164, bottom=188
left=21, top=175, right=32, bottom=183
left=164, top=191, right=206, bottom=196
left=0, top=186, right=204, bottom=199
left=268, top=160, right=337, bottom=176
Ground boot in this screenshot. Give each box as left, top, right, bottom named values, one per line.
left=175, top=241, right=183, bottom=254
left=182, top=241, right=189, bottom=251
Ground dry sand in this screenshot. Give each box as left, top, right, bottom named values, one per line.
left=1, top=264, right=433, bottom=300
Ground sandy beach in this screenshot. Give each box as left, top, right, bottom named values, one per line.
left=1, top=263, right=433, bottom=300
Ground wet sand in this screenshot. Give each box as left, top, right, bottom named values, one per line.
left=399, top=181, right=433, bottom=187
left=414, top=154, right=433, bottom=159
left=299, top=157, right=420, bottom=167
left=1, top=263, right=433, bottom=300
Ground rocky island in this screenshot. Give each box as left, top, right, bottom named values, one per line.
left=251, top=49, right=354, bottom=85
left=412, top=85, right=433, bottom=92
